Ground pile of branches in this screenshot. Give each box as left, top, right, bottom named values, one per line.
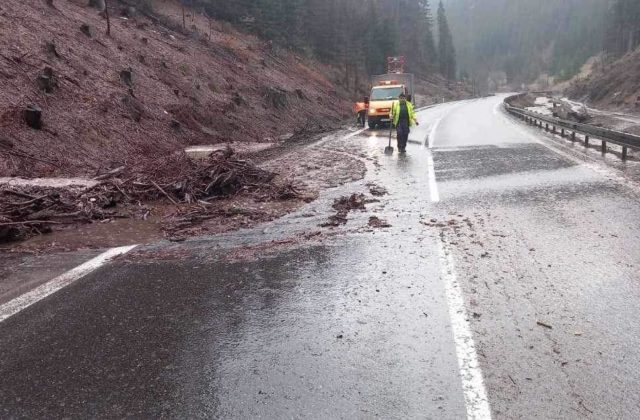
left=0, top=184, right=130, bottom=242
left=0, top=149, right=303, bottom=242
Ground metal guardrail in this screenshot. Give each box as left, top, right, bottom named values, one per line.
left=504, top=93, right=640, bottom=160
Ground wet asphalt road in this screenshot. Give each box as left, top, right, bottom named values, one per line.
left=1, top=95, right=640, bottom=419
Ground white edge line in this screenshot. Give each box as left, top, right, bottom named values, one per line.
left=428, top=117, right=442, bottom=149
left=426, top=150, right=440, bottom=203
left=0, top=245, right=138, bottom=323
left=438, top=240, right=493, bottom=420
left=492, top=101, right=502, bottom=116
left=344, top=127, right=367, bottom=140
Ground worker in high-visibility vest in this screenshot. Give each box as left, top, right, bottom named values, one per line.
left=354, top=96, right=369, bottom=127
left=390, top=93, right=418, bottom=153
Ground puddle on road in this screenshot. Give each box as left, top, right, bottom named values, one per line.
left=11, top=217, right=166, bottom=253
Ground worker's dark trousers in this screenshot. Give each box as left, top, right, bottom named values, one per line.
left=396, top=121, right=410, bottom=151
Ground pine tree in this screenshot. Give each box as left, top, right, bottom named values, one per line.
left=437, top=1, right=456, bottom=79
left=419, top=0, right=437, bottom=73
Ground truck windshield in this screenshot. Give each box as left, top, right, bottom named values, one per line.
left=370, top=87, right=403, bottom=101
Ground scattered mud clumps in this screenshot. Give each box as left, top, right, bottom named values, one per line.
left=368, top=216, right=391, bottom=228
left=320, top=193, right=367, bottom=227
left=367, top=183, right=388, bottom=197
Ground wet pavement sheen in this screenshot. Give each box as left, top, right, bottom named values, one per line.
left=1, top=95, right=640, bottom=418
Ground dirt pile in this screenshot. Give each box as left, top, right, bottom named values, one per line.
left=566, top=48, right=640, bottom=111
left=0, top=0, right=350, bottom=178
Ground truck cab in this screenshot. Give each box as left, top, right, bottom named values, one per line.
left=367, top=73, right=414, bottom=129
left=368, top=83, right=407, bottom=129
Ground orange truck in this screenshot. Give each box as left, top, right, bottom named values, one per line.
left=367, top=73, right=415, bottom=129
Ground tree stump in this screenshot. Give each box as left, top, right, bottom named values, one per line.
left=80, top=24, right=92, bottom=38
left=44, top=42, right=60, bottom=58
left=24, top=105, right=43, bottom=129
left=232, top=91, right=246, bottom=106
left=37, top=67, right=57, bottom=93
left=119, top=68, right=133, bottom=87
left=264, top=87, right=289, bottom=109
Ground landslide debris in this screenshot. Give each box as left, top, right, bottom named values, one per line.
left=566, top=49, right=640, bottom=111
left=0, top=149, right=302, bottom=242
left=320, top=193, right=367, bottom=227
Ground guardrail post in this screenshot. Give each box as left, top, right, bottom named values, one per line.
left=585, top=135, right=589, bottom=146
left=622, top=147, right=628, bottom=160
left=561, top=128, right=565, bottom=137
left=552, top=126, right=556, bottom=134
left=601, top=141, right=607, bottom=154
left=571, top=132, right=576, bottom=141
left=545, top=123, right=549, bottom=132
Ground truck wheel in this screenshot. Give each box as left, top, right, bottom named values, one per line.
left=368, top=119, right=377, bottom=129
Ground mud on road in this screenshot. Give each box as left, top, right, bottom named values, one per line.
left=2, top=127, right=368, bottom=253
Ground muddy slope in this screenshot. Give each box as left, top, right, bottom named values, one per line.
left=566, top=49, right=640, bottom=111
left=0, top=0, right=350, bottom=178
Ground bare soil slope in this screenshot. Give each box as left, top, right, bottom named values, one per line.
left=0, top=0, right=350, bottom=178
left=566, top=49, right=640, bottom=112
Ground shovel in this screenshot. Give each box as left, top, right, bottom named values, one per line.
left=384, top=120, right=394, bottom=155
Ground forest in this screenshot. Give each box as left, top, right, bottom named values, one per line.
left=442, top=0, right=640, bottom=87
left=172, top=0, right=457, bottom=81
left=604, top=0, right=640, bottom=58
left=73, top=0, right=640, bottom=90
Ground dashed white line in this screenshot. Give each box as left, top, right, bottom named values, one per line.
left=438, top=240, right=493, bottom=420
left=0, top=245, right=137, bottom=323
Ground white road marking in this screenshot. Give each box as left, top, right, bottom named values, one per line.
left=0, top=245, right=137, bottom=323
left=344, top=127, right=367, bottom=140
left=428, top=117, right=442, bottom=149
left=426, top=150, right=440, bottom=203
left=438, top=240, right=493, bottom=420
left=492, top=101, right=502, bottom=116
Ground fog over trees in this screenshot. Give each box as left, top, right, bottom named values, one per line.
left=440, top=0, right=613, bottom=86
left=134, top=0, right=640, bottom=90
left=604, top=0, right=640, bottom=58
left=172, top=0, right=456, bottom=80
